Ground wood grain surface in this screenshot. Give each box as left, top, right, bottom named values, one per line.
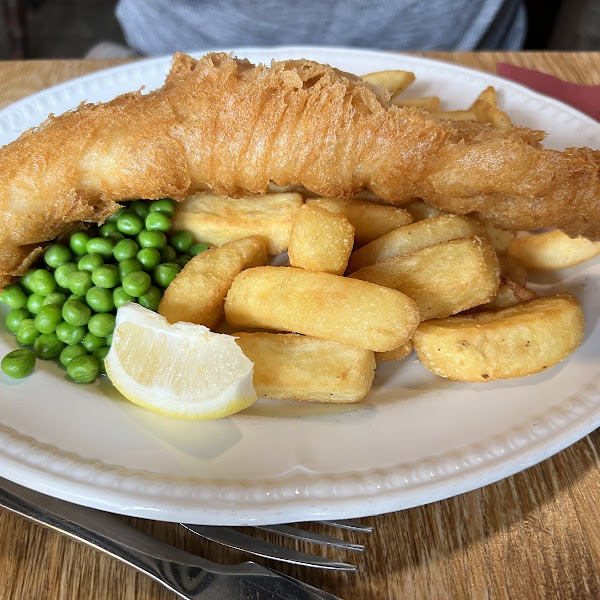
left=0, top=51, right=599, bottom=600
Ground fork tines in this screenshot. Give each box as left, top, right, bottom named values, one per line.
left=181, top=519, right=371, bottom=571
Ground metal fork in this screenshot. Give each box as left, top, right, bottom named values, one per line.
left=0, top=476, right=369, bottom=600
left=183, top=520, right=371, bottom=570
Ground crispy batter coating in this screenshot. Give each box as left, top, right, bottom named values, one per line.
left=0, top=52, right=599, bottom=288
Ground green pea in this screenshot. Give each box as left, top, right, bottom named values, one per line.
left=78, top=253, right=104, bottom=272
left=117, top=212, right=144, bottom=236
left=118, top=258, right=142, bottom=278
left=59, top=345, right=88, bottom=368
left=137, top=247, right=162, bottom=271
left=176, top=256, right=191, bottom=269
left=88, top=313, right=116, bottom=338
left=99, top=222, right=119, bottom=237
left=107, top=207, right=126, bottom=224
left=92, top=346, right=110, bottom=374
left=82, top=332, right=106, bottom=353
left=20, top=270, right=36, bottom=292
left=169, top=231, right=194, bottom=254
left=122, top=271, right=151, bottom=297
left=91, top=264, right=119, bottom=289
left=29, top=269, right=57, bottom=296
left=0, top=284, right=27, bottom=309
left=107, top=232, right=125, bottom=244
left=1, top=349, right=35, bottom=379
left=68, top=271, right=93, bottom=296
left=86, top=237, right=114, bottom=259
left=62, top=299, right=91, bottom=326
left=137, top=230, right=167, bottom=250
left=154, top=263, right=181, bottom=288
left=69, top=231, right=91, bottom=255
left=113, top=286, right=134, bottom=309
left=189, top=242, right=209, bottom=256
left=86, top=287, right=114, bottom=313
left=26, top=293, right=45, bottom=315
left=106, top=333, right=113, bottom=347
left=16, top=319, right=40, bottom=346
left=56, top=321, right=86, bottom=345
left=34, top=332, right=65, bottom=359
left=138, top=286, right=162, bottom=311
left=43, top=244, right=72, bottom=268
left=68, top=294, right=84, bottom=302
left=42, top=292, right=67, bottom=308
left=113, top=239, right=139, bottom=262
left=149, top=198, right=175, bottom=217
left=67, top=354, right=100, bottom=383
left=145, top=212, right=171, bottom=232
left=54, top=262, right=78, bottom=289
left=160, top=245, right=178, bottom=263
left=6, top=307, right=31, bottom=333
left=129, top=200, right=150, bottom=220
left=34, top=304, right=63, bottom=334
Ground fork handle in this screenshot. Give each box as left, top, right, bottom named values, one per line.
left=0, top=476, right=341, bottom=600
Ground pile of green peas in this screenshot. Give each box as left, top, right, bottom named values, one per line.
left=0, top=198, right=208, bottom=383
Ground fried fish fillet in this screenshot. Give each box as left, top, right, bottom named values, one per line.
left=1, top=52, right=599, bottom=288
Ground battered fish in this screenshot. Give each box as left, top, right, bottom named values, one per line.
left=1, top=52, right=599, bottom=289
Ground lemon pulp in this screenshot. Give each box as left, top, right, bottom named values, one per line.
left=105, top=303, right=256, bottom=420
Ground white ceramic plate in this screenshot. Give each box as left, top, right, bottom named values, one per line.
left=0, top=47, right=599, bottom=525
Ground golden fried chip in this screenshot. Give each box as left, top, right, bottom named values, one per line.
left=431, top=110, right=477, bottom=122
left=306, top=196, right=413, bottom=245
left=413, top=294, right=584, bottom=381
left=158, top=236, right=267, bottom=327
left=350, top=236, right=500, bottom=320
left=362, top=70, right=415, bottom=95
left=375, top=340, right=413, bottom=362
left=235, top=332, right=376, bottom=403
left=472, top=99, right=512, bottom=131
left=347, top=214, right=484, bottom=272
left=225, top=266, right=419, bottom=352
left=391, top=96, right=440, bottom=111
left=288, top=204, right=354, bottom=275
left=403, top=201, right=445, bottom=222
left=171, top=192, right=303, bottom=255
left=507, top=229, right=600, bottom=271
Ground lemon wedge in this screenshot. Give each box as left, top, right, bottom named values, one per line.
left=105, top=303, right=256, bottom=420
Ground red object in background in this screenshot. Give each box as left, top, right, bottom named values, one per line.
left=497, top=62, right=600, bottom=122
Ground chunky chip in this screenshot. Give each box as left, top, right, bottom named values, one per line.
left=413, top=294, right=584, bottom=381
left=158, top=236, right=267, bottom=327
left=306, top=196, right=413, bottom=245
left=375, top=340, right=413, bottom=362
left=475, top=277, right=538, bottom=311
left=235, top=332, right=376, bottom=403
left=403, top=201, right=445, bottom=222
left=347, top=214, right=484, bottom=272
left=350, top=236, right=500, bottom=320
left=288, top=204, right=354, bottom=275
left=507, top=229, right=600, bottom=271
left=472, top=214, right=516, bottom=254
left=225, top=266, right=419, bottom=352
left=171, top=192, right=303, bottom=255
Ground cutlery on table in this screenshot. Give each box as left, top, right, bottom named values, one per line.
left=0, top=476, right=370, bottom=600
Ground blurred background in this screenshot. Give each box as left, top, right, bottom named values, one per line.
left=0, top=0, right=598, bottom=60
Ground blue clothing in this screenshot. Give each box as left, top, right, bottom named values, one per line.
left=116, top=0, right=526, bottom=55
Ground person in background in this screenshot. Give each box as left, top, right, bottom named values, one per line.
left=115, top=0, right=527, bottom=56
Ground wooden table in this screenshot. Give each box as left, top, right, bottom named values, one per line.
left=0, top=52, right=599, bottom=600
